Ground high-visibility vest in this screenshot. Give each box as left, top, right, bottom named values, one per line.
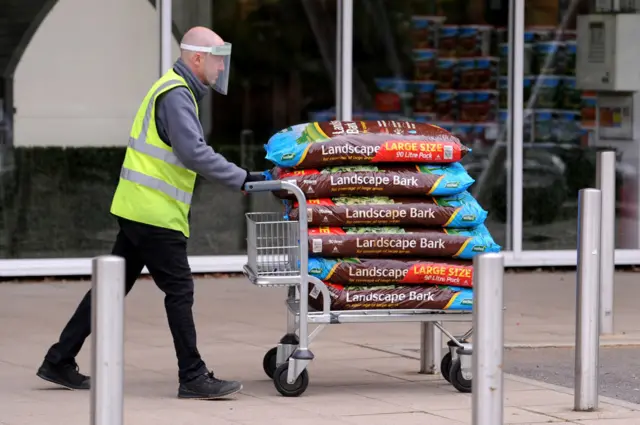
left=110, top=69, right=198, bottom=237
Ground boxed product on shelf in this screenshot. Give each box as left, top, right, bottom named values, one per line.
left=411, top=15, right=446, bottom=49
left=560, top=77, right=581, bottom=110
left=498, top=77, right=507, bottom=109
left=564, top=40, right=576, bottom=76
left=533, top=75, right=562, bottom=109
left=533, top=41, right=565, bottom=74
left=438, top=25, right=459, bottom=57
left=529, top=109, right=583, bottom=144
left=435, top=89, right=458, bottom=121
left=580, top=92, right=597, bottom=127
left=459, top=57, right=499, bottom=90
left=413, top=49, right=438, bottom=80
left=475, top=90, right=499, bottom=122
left=437, top=57, right=459, bottom=88
left=458, top=91, right=477, bottom=122
left=457, top=25, right=493, bottom=57
left=554, top=110, right=582, bottom=144
left=413, top=81, right=437, bottom=113
left=524, top=76, right=536, bottom=107
left=458, top=58, right=476, bottom=89
left=458, top=90, right=499, bottom=123
left=475, top=57, right=500, bottom=89
left=374, top=78, right=413, bottom=114
left=533, top=109, right=556, bottom=143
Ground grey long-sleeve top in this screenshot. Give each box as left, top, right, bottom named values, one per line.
left=153, top=58, right=248, bottom=189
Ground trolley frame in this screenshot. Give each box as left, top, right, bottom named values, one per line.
left=243, top=180, right=474, bottom=396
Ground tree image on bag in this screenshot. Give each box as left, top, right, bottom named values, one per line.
left=322, top=165, right=381, bottom=173
left=333, top=196, right=396, bottom=205
left=344, top=226, right=407, bottom=234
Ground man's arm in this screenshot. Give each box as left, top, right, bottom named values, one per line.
left=156, top=87, right=248, bottom=190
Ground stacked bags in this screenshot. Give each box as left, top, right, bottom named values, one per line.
left=264, top=120, right=501, bottom=311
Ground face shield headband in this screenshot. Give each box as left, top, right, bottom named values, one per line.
left=180, top=42, right=232, bottom=95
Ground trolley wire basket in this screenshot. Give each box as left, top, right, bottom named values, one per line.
left=246, top=212, right=301, bottom=281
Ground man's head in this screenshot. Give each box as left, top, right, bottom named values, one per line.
left=179, top=27, right=231, bottom=94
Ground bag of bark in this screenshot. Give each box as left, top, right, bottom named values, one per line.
left=308, top=257, right=473, bottom=288
left=269, top=163, right=474, bottom=199
left=307, top=225, right=500, bottom=260
left=308, top=282, right=473, bottom=311
left=265, top=120, right=469, bottom=169
left=285, top=191, right=487, bottom=228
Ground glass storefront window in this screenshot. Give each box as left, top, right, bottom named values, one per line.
left=520, top=0, right=638, bottom=250
left=352, top=0, right=510, bottom=249
left=5, top=0, right=640, bottom=268
left=197, top=0, right=338, bottom=256
left=0, top=0, right=337, bottom=259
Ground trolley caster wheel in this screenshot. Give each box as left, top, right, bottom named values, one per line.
left=449, top=359, right=472, bottom=393
left=263, top=347, right=279, bottom=379
left=440, top=352, right=452, bottom=383
left=273, top=363, right=309, bottom=397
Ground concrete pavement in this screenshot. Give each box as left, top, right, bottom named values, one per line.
left=503, top=346, right=640, bottom=405
left=2, top=271, right=640, bottom=424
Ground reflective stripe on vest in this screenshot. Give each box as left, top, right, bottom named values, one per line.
left=123, top=78, right=197, bottom=205
left=127, top=79, right=189, bottom=171
left=119, top=167, right=192, bottom=205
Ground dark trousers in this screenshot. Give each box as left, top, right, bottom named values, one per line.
left=45, top=217, right=208, bottom=382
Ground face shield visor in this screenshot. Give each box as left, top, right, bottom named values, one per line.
left=180, top=42, right=232, bottom=95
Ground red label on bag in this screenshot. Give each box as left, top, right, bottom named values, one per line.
left=374, top=140, right=461, bottom=162
left=404, top=263, right=473, bottom=287
left=308, top=227, right=346, bottom=235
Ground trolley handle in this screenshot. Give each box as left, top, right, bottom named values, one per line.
left=243, top=180, right=284, bottom=193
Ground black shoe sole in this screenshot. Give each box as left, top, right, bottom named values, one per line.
left=36, top=370, right=90, bottom=391
left=177, top=384, right=243, bottom=400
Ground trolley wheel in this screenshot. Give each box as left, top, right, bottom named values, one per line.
left=440, top=352, right=452, bottom=383
left=263, top=347, right=279, bottom=379
left=449, top=359, right=472, bottom=393
left=273, top=363, right=309, bottom=397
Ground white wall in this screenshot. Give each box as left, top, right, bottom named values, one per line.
left=13, top=0, right=181, bottom=147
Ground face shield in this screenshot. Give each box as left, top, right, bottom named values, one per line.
left=180, top=42, right=232, bottom=95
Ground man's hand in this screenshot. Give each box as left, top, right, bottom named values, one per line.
left=242, top=171, right=267, bottom=195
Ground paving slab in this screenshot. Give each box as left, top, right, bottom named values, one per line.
left=1, top=273, right=640, bottom=424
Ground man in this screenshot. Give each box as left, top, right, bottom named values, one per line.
left=36, top=27, right=265, bottom=400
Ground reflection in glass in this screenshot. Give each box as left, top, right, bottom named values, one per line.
left=352, top=0, right=510, bottom=249
left=0, top=0, right=337, bottom=259
left=520, top=0, right=638, bottom=250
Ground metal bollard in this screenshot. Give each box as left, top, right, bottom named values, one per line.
left=159, top=0, right=173, bottom=74
left=472, top=252, right=504, bottom=425
left=91, top=256, right=125, bottom=425
left=419, top=322, right=442, bottom=374
left=596, top=151, right=615, bottom=335
left=574, top=188, right=602, bottom=412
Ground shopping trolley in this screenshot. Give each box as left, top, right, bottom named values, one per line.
left=243, top=180, right=474, bottom=397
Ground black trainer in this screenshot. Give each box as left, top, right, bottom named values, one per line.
left=37, top=359, right=91, bottom=390
left=178, top=371, right=242, bottom=400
